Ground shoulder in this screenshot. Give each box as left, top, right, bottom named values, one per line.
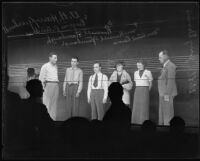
left=112, top=70, right=117, bottom=75
left=41, top=63, right=48, bottom=68
left=103, top=73, right=108, bottom=78
left=145, top=69, right=152, bottom=74
left=134, top=70, right=138, bottom=75
left=123, top=70, right=130, bottom=75
left=168, top=61, right=176, bottom=69
left=78, top=68, right=83, bottom=73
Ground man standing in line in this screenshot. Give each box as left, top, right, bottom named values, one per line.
left=39, top=52, right=59, bottom=121
left=87, top=63, right=108, bottom=120
left=158, top=50, right=178, bottom=125
left=63, top=57, right=83, bottom=118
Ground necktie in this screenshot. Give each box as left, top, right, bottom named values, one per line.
left=93, top=74, right=98, bottom=87
left=139, top=70, right=144, bottom=77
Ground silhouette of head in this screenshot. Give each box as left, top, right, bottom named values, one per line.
left=108, top=82, right=123, bottom=103
left=169, top=116, right=185, bottom=134
left=26, top=79, right=44, bottom=98
left=27, top=68, right=35, bottom=78
left=142, top=120, right=156, bottom=133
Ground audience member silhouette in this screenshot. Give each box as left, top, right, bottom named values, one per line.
left=139, top=120, right=158, bottom=156
left=103, top=82, right=132, bottom=153
left=62, top=117, right=91, bottom=154
left=158, top=116, right=190, bottom=157
left=89, top=119, right=105, bottom=154
left=19, top=79, right=54, bottom=147
left=4, top=74, right=21, bottom=148
left=169, top=116, right=185, bottom=135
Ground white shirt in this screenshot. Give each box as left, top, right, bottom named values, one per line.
left=134, top=69, right=153, bottom=86
left=39, top=62, right=59, bottom=84
left=87, top=72, right=108, bottom=100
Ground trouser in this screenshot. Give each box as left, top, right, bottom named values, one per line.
left=90, top=89, right=104, bottom=120
left=65, top=84, right=80, bottom=117
left=158, top=96, right=174, bottom=125
left=43, top=82, right=59, bottom=121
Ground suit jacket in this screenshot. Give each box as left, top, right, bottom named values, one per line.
left=109, top=70, right=133, bottom=104
left=158, top=60, right=178, bottom=97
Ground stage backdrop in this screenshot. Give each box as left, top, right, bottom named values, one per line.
left=4, top=3, right=199, bottom=126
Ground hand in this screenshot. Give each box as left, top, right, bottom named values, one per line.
left=164, top=95, right=170, bottom=101
left=103, top=98, right=107, bottom=104
left=88, top=98, right=91, bottom=104
left=63, top=90, right=66, bottom=97
left=75, top=92, right=80, bottom=98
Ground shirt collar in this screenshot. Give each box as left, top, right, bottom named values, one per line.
left=163, top=59, right=170, bottom=67
left=94, top=72, right=102, bottom=76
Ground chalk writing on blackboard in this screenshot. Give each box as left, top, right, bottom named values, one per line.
left=3, top=10, right=87, bottom=35
left=184, top=10, right=198, bottom=94
left=46, top=23, right=159, bottom=47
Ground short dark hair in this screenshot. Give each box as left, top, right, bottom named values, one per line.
left=48, top=52, right=57, bottom=58
left=94, top=63, right=101, bottom=67
left=137, top=58, right=147, bottom=68
left=161, top=50, right=169, bottom=56
left=71, top=56, right=79, bottom=62
left=115, top=61, right=124, bottom=68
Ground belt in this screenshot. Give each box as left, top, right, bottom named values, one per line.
left=92, top=88, right=104, bottom=90
left=67, top=83, right=79, bottom=86
left=46, top=81, right=59, bottom=83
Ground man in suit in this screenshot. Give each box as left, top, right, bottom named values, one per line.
left=158, top=50, right=177, bottom=125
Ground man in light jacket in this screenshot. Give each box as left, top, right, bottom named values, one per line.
left=158, top=50, right=178, bottom=125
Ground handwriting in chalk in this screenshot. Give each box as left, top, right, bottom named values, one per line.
left=2, top=10, right=87, bottom=34
left=185, top=10, right=198, bottom=94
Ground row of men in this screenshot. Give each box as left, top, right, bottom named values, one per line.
left=38, top=50, right=177, bottom=125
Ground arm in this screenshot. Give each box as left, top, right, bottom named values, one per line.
left=63, top=68, right=67, bottom=95
left=77, top=69, right=83, bottom=94
left=165, top=65, right=176, bottom=95
left=87, top=76, right=92, bottom=102
left=103, top=75, right=108, bottom=102
left=39, top=65, right=46, bottom=89
left=122, top=72, right=133, bottom=91
left=148, top=71, right=153, bottom=90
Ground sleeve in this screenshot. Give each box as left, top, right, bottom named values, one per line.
left=148, top=71, right=153, bottom=82
left=77, top=69, right=83, bottom=93
left=87, top=76, right=92, bottom=100
left=122, top=72, right=133, bottom=91
left=39, top=64, right=46, bottom=88
left=134, top=71, right=136, bottom=82
left=63, top=68, right=67, bottom=90
left=165, top=65, right=176, bottom=95
left=103, top=75, right=108, bottom=100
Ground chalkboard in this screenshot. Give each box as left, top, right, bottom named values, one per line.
left=3, top=2, right=199, bottom=126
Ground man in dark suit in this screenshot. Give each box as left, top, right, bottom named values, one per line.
left=158, top=50, right=178, bottom=125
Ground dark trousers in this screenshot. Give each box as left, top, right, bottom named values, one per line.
left=65, top=84, right=80, bottom=117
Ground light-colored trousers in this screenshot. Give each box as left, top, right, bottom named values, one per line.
left=158, top=96, right=174, bottom=126
left=90, top=89, right=104, bottom=120
left=43, top=82, right=59, bottom=121
left=65, top=84, right=80, bottom=118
